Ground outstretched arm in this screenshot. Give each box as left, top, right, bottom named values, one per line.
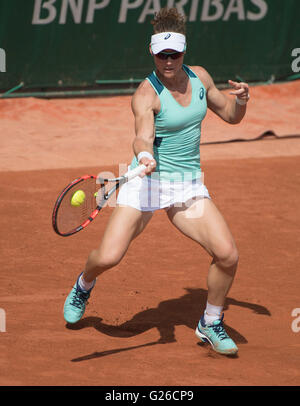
left=131, top=81, right=157, bottom=176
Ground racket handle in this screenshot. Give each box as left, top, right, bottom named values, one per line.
left=125, top=164, right=146, bottom=181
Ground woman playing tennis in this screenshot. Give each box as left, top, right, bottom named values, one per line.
left=64, top=7, right=250, bottom=355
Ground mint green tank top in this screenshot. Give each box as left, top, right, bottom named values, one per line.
left=130, top=64, right=207, bottom=181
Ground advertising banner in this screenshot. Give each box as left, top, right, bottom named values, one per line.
left=0, top=0, right=299, bottom=91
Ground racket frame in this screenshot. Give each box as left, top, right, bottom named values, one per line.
left=52, top=165, right=146, bottom=237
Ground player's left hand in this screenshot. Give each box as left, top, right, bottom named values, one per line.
left=228, top=79, right=250, bottom=103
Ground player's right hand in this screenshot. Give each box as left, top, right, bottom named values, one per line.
left=139, top=157, right=157, bottom=177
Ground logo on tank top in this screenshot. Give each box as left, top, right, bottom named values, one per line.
left=199, top=87, right=204, bottom=100
left=164, top=33, right=171, bottom=40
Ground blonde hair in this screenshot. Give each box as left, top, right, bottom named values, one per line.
left=151, top=7, right=186, bottom=35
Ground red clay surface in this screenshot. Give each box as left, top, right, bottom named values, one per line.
left=0, top=81, right=300, bottom=386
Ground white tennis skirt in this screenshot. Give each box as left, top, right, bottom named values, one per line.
left=117, top=172, right=211, bottom=212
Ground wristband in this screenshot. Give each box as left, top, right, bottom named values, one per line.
left=236, top=95, right=250, bottom=105
left=137, top=151, right=154, bottom=162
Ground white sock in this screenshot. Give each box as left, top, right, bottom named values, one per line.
left=204, top=302, right=223, bottom=325
left=78, top=274, right=95, bottom=291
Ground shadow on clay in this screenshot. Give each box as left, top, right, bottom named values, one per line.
left=67, top=287, right=270, bottom=362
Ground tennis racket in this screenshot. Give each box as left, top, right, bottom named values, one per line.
left=52, top=164, right=146, bottom=237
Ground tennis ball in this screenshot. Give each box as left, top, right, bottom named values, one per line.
left=71, top=190, right=86, bottom=207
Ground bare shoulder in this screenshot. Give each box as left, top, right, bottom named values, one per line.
left=131, top=79, right=158, bottom=115
left=188, top=65, right=214, bottom=90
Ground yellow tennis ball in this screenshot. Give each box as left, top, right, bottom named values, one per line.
left=71, top=190, right=86, bottom=207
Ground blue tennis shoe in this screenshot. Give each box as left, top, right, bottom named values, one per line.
left=64, top=272, right=95, bottom=324
left=195, top=313, right=238, bottom=355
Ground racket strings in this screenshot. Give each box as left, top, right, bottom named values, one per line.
left=56, top=177, right=98, bottom=234
left=53, top=165, right=145, bottom=237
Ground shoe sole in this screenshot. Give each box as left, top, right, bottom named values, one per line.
left=195, top=327, right=238, bottom=355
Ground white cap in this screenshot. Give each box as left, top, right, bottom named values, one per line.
left=150, top=32, right=186, bottom=54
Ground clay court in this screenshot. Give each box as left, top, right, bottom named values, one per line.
left=0, top=80, right=300, bottom=386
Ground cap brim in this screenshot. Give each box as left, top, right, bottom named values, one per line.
left=151, top=42, right=185, bottom=55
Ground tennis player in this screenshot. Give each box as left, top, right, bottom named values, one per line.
left=64, top=7, right=249, bottom=355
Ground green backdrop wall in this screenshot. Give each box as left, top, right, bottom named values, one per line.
left=0, top=0, right=299, bottom=92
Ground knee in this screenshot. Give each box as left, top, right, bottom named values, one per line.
left=215, top=243, right=239, bottom=270
left=88, top=248, right=123, bottom=270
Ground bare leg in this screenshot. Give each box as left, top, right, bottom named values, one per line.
left=83, top=205, right=153, bottom=283
left=167, top=197, right=239, bottom=355
left=206, top=259, right=237, bottom=307
left=167, top=198, right=239, bottom=308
